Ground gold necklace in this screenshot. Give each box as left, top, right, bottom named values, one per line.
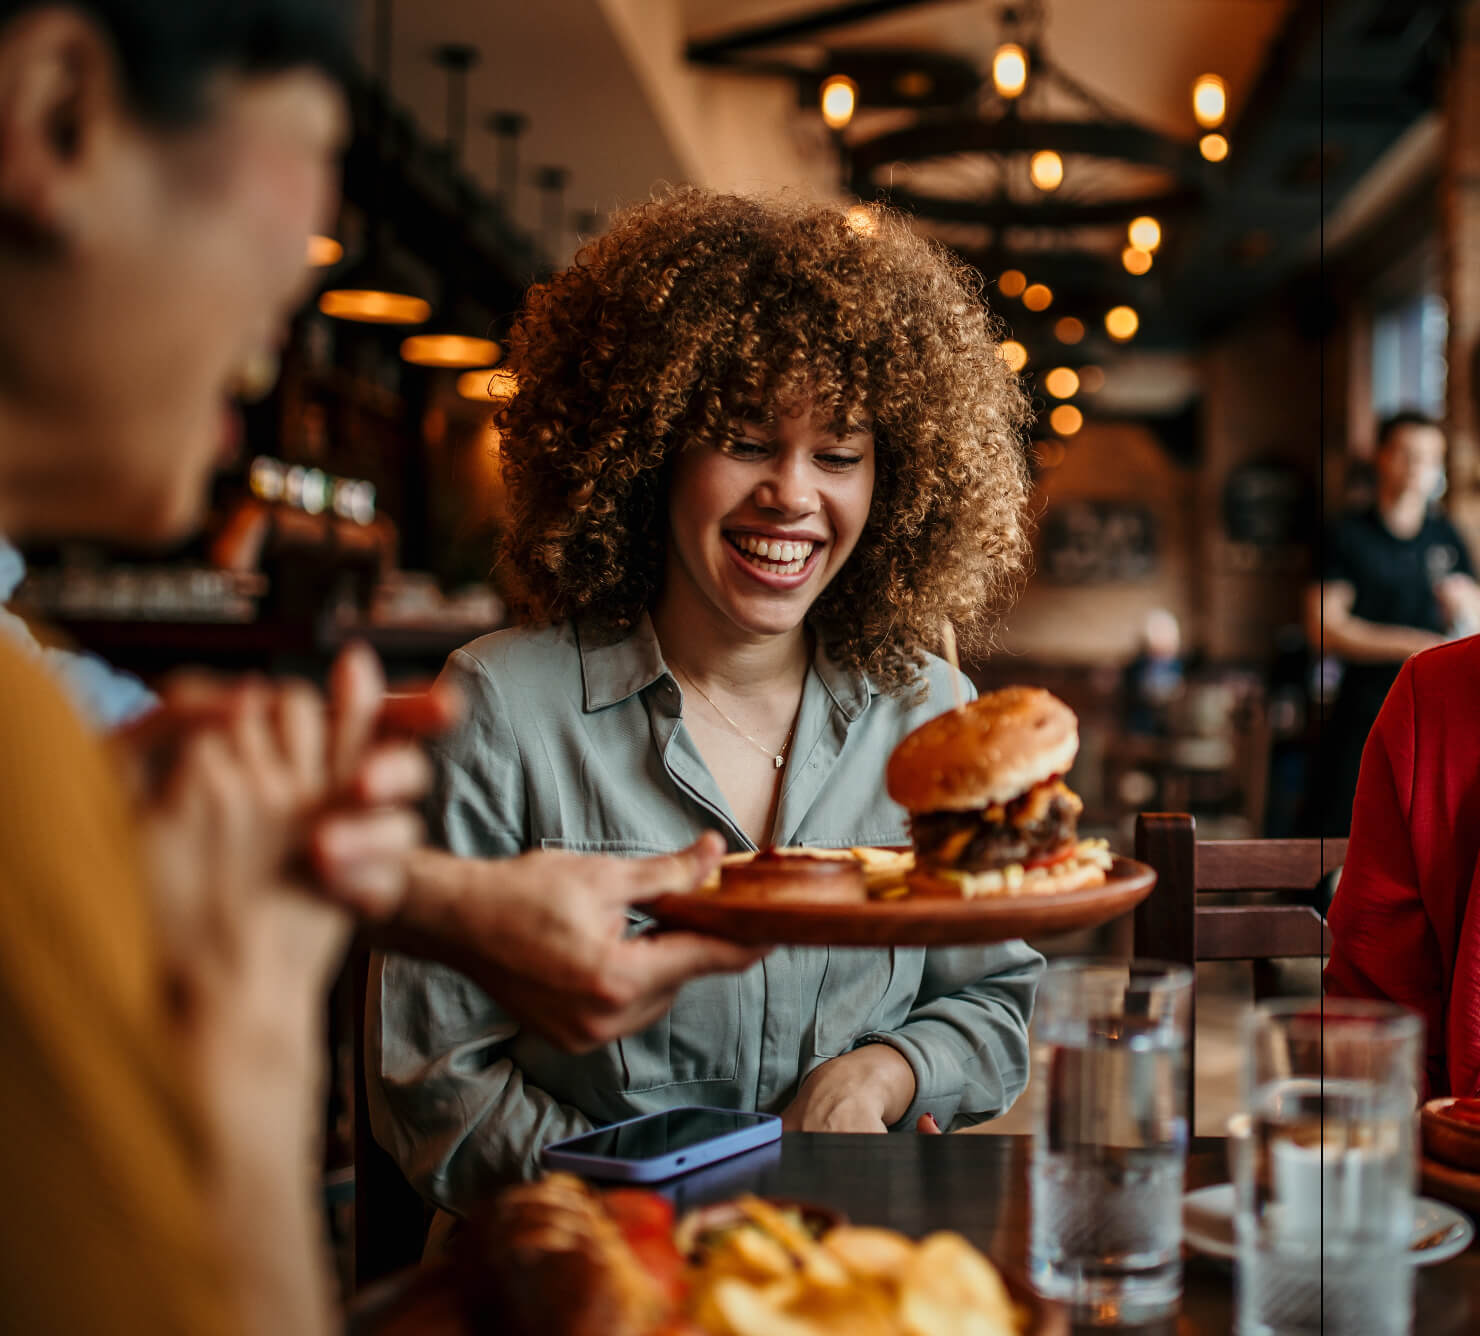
left=672, top=667, right=796, bottom=769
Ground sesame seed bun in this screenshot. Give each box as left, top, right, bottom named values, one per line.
left=886, top=686, right=1080, bottom=812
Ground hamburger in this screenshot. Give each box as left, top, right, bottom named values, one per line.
left=885, top=686, right=1111, bottom=898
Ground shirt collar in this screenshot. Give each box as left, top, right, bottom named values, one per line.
left=811, top=636, right=875, bottom=720
left=577, top=614, right=669, bottom=711
left=577, top=611, right=876, bottom=719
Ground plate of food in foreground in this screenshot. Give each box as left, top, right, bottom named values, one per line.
left=644, top=687, right=1156, bottom=946
left=443, top=1174, right=1066, bottom=1336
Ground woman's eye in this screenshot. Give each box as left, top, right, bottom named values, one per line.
left=724, top=439, right=768, bottom=458
left=817, top=453, right=863, bottom=470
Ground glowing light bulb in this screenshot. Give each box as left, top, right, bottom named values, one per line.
left=457, top=368, right=520, bottom=402
left=1022, top=283, right=1053, bottom=312
left=845, top=204, right=878, bottom=236
left=1192, top=74, right=1227, bottom=129
left=1128, top=216, right=1162, bottom=252
left=1050, top=404, right=1083, bottom=436
left=1200, top=132, right=1229, bottom=163
left=992, top=43, right=1028, bottom=99
left=999, top=340, right=1028, bottom=373
left=400, top=335, right=501, bottom=368
left=1079, top=365, right=1105, bottom=393
left=307, top=235, right=342, bottom=267
left=1105, top=306, right=1140, bottom=341
left=1055, top=317, right=1085, bottom=345
left=1029, top=150, right=1064, bottom=192
left=821, top=74, right=858, bottom=130
left=999, top=269, right=1028, bottom=299
left=1044, top=367, right=1080, bottom=399
left=1122, top=245, right=1153, bottom=276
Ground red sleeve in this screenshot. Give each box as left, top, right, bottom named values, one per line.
left=1323, top=658, right=1448, bottom=1096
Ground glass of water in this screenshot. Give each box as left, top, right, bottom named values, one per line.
left=1028, top=958, right=1193, bottom=1324
left=1234, top=998, right=1422, bottom=1336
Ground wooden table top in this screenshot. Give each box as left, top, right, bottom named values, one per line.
left=348, top=1133, right=1480, bottom=1335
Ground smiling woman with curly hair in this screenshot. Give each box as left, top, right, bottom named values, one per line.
left=370, top=189, right=1045, bottom=1203
left=497, top=188, right=1033, bottom=692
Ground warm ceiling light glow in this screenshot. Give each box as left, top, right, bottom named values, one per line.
left=458, top=367, right=519, bottom=402
left=1022, top=283, right=1053, bottom=312
left=1029, top=149, right=1064, bottom=192
left=1044, top=366, right=1080, bottom=399
left=1192, top=73, right=1227, bottom=129
left=1105, top=305, right=1140, bottom=341
left=319, top=289, right=431, bottom=325
left=820, top=74, right=858, bottom=130
left=1079, top=365, right=1105, bottom=392
left=307, top=234, right=343, bottom=267
left=1055, top=316, right=1085, bottom=345
left=1035, top=438, right=1067, bottom=469
left=1122, top=245, right=1154, bottom=275
left=992, top=43, right=1029, bottom=99
left=845, top=204, right=878, bottom=236
left=1200, top=132, right=1230, bottom=163
left=401, top=334, right=501, bottom=368
left=999, top=340, right=1028, bottom=373
left=999, top=269, right=1028, bottom=299
left=1128, top=216, right=1162, bottom=252
left=1049, top=404, right=1084, bottom=436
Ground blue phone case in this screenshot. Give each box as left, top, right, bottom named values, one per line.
left=540, top=1106, right=782, bottom=1183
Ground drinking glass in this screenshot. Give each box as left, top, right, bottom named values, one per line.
left=1234, top=998, right=1422, bottom=1336
left=1028, top=958, right=1193, bottom=1324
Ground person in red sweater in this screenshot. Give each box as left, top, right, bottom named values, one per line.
left=1324, top=634, right=1480, bottom=1098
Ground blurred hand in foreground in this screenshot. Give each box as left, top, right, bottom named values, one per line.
left=120, top=642, right=459, bottom=920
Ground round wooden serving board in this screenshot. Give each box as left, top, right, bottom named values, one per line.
left=641, top=855, right=1156, bottom=947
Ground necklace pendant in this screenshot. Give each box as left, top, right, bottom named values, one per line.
left=774, top=753, right=785, bottom=769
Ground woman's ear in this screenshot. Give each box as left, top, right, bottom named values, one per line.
left=0, top=9, right=122, bottom=247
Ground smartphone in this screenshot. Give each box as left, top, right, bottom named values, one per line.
left=541, top=1106, right=782, bottom=1183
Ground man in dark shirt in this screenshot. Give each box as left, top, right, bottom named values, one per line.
left=1308, top=412, right=1480, bottom=833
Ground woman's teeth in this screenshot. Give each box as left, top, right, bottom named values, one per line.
left=730, top=533, right=815, bottom=575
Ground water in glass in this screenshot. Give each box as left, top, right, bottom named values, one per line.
left=1237, top=1076, right=1414, bottom=1336
left=1030, top=1010, right=1188, bottom=1323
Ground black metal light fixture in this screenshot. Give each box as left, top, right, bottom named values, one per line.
left=487, top=111, right=529, bottom=219
left=399, top=43, right=501, bottom=367
left=320, top=0, right=431, bottom=326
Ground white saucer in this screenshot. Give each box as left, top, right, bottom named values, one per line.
left=1183, top=1184, right=1473, bottom=1267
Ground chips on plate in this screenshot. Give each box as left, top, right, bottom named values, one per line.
left=685, top=1196, right=1027, bottom=1336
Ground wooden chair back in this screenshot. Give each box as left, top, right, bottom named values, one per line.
left=1131, top=813, right=1347, bottom=1130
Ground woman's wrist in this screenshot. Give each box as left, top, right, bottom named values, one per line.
left=842, top=1039, right=918, bottom=1125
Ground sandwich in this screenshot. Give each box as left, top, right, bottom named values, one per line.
left=885, top=686, right=1111, bottom=898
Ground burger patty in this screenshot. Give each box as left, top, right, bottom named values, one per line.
left=911, top=787, right=1081, bottom=872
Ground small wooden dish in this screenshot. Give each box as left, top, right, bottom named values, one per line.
left=1421, top=1153, right=1480, bottom=1217
left=1422, top=1097, right=1480, bottom=1174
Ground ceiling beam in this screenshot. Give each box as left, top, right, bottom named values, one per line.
left=686, top=0, right=944, bottom=64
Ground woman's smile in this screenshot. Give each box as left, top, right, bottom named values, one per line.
left=664, top=401, right=875, bottom=640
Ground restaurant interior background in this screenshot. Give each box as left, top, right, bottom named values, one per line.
left=10, top=0, right=1476, bottom=1277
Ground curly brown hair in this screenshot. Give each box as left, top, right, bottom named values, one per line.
left=494, top=187, right=1033, bottom=695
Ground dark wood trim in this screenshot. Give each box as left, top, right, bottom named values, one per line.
left=1196, top=838, right=1348, bottom=890
left=1196, top=904, right=1332, bottom=959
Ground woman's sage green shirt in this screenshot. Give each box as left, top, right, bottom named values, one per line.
left=369, top=618, right=1043, bottom=1211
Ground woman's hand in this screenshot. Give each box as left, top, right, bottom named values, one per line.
left=779, top=1043, right=918, bottom=1132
